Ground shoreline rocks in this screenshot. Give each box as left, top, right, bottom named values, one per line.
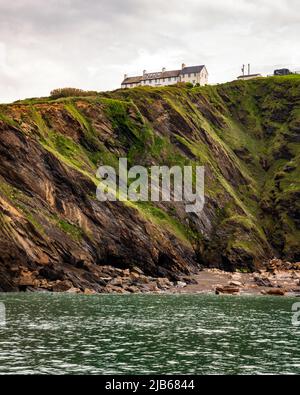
left=11, top=260, right=300, bottom=297
left=215, top=285, right=240, bottom=295
left=264, top=288, right=286, bottom=296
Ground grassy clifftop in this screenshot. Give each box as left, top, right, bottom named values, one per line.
left=0, top=76, right=299, bottom=291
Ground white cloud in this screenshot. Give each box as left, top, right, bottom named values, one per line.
left=0, top=0, right=299, bottom=102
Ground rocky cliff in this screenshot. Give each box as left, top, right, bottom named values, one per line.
left=0, top=76, right=299, bottom=292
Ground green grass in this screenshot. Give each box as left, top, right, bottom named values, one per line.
left=0, top=112, right=20, bottom=129
left=136, top=202, right=195, bottom=246
left=57, top=219, right=83, bottom=241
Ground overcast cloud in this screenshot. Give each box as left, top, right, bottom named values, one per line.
left=0, top=0, right=299, bottom=102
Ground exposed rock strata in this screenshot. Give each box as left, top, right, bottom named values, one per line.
left=0, top=76, right=299, bottom=291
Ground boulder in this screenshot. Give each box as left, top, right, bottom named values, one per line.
left=110, top=277, right=123, bottom=287
left=84, top=288, right=97, bottom=295
left=254, top=276, right=274, bottom=287
left=66, top=287, right=81, bottom=294
left=182, top=277, right=198, bottom=285
left=18, top=277, right=36, bottom=287
left=138, top=275, right=150, bottom=284
left=231, top=273, right=242, bottom=280
left=269, top=258, right=283, bottom=268
left=18, top=270, right=38, bottom=288
left=130, top=272, right=141, bottom=280
left=106, top=286, right=128, bottom=294
left=177, top=281, right=187, bottom=288
left=291, top=271, right=300, bottom=279
left=131, top=266, right=144, bottom=275
left=157, top=277, right=172, bottom=289
left=229, top=281, right=243, bottom=287
left=216, top=286, right=240, bottom=295
left=292, top=263, right=300, bottom=271
left=126, top=285, right=141, bottom=293
left=145, top=282, right=160, bottom=292
left=267, top=258, right=295, bottom=271
left=52, top=280, right=73, bottom=292
left=114, top=268, right=124, bottom=275
left=122, top=269, right=130, bottom=276
left=266, top=288, right=286, bottom=296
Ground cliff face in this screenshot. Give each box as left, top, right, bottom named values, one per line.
left=0, top=76, right=299, bottom=291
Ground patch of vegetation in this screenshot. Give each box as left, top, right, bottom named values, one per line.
left=50, top=87, right=98, bottom=99
left=0, top=112, right=20, bottom=129
left=64, top=102, right=102, bottom=151
left=136, top=201, right=195, bottom=246
left=57, top=219, right=83, bottom=241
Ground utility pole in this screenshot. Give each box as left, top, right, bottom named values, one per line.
left=242, top=64, right=245, bottom=76
left=248, top=64, right=251, bottom=75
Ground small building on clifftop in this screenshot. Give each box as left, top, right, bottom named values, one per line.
left=121, top=64, right=208, bottom=89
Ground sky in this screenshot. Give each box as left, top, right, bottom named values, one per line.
left=0, top=0, right=299, bottom=103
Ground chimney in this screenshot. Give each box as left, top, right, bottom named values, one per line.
left=143, top=70, right=147, bottom=76
left=182, top=63, right=186, bottom=70
left=124, top=74, right=128, bottom=80
left=162, top=67, right=166, bottom=72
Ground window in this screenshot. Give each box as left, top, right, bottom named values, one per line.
left=188, top=73, right=191, bottom=78
left=194, top=73, right=197, bottom=77
left=168, top=77, right=171, bottom=81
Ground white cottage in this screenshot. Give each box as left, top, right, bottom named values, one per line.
left=121, top=64, right=208, bottom=89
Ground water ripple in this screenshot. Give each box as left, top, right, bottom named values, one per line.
left=0, top=293, right=299, bottom=374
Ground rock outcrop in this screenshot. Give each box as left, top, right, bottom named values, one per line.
left=0, top=76, right=299, bottom=292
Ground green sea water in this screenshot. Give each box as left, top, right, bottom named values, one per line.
left=0, top=293, right=299, bottom=375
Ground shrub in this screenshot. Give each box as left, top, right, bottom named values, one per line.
left=185, top=82, right=194, bottom=89
left=50, top=87, right=98, bottom=99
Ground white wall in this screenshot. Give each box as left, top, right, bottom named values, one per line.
left=141, top=76, right=179, bottom=87
left=122, top=68, right=208, bottom=88
left=180, top=68, right=208, bottom=85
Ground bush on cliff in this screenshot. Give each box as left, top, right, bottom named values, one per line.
left=50, top=87, right=98, bottom=99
